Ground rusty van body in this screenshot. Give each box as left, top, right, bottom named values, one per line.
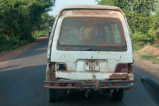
left=44, top=5, right=134, bottom=102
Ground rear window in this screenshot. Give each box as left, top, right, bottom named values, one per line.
left=57, top=17, right=127, bottom=51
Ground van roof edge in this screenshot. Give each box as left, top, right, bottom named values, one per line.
left=58, top=5, right=124, bottom=16
left=61, top=5, right=121, bottom=11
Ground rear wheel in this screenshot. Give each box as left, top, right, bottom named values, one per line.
left=48, top=89, right=60, bottom=102
left=112, top=89, right=124, bottom=100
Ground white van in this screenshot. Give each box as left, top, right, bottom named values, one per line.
left=44, top=5, right=134, bottom=102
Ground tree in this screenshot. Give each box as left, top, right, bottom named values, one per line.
left=28, top=0, right=54, bottom=35
left=96, top=0, right=159, bottom=45
left=96, top=0, right=156, bottom=33
left=0, top=0, right=56, bottom=51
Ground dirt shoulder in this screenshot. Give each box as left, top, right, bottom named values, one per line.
left=134, top=55, right=159, bottom=77
left=0, top=36, right=48, bottom=62
left=139, top=46, right=159, bottom=58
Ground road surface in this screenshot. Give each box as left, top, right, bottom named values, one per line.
left=0, top=38, right=158, bottom=106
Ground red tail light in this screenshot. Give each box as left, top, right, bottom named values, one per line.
left=115, top=64, right=128, bottom=73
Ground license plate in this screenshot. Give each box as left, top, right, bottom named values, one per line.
left=85, top=60, right=99, bottom=71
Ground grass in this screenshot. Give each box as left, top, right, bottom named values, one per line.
left=34, top=30, right=48, bottom=38
left=133, top=45, right=142, bottom=52
left=139, top=53, right=159, bottom=63
left=133, top=44, right=159, bottom=63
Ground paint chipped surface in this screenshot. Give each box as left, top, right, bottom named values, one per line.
left=47, top=5, right=134, bottom=83
left=61, top=10, right=122, bottom=17
left=109, top=74, right=128, bottom=80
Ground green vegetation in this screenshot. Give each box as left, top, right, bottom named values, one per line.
left=33, top=13, right=55, bottom=38
left=96, top=0, right=159, bottom=47
left=133, top=45, right=142, bottom=52
left=140, top=54, right=159, bottom=63
left=137, top=52, right=159, bottom=63
left=0, top=0, right=55, bottom=52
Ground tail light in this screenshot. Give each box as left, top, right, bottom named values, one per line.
left=115, top=64, right=128, bottom=73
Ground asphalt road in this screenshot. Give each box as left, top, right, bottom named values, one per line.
left=0, top=38, right=158, bottom=106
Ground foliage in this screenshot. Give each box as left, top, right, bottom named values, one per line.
left=33, top=13, right=55, bottom=38
left=38, top=13, right=55, bottom=31
left=0, top=0, right=55, bottom=52
left=34, top=30, right=48, bottom=38
left=96, top=0, right=159, bottom=46
left=133, top=44, right=142, bottom=52
left=48, top=15, right=55, bottom=29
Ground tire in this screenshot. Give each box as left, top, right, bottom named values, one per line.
left=47, top=89, right=60, bottom=102
left=112, top=89, right=124, bottom=100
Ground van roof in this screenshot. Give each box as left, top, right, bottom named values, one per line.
left=59, top=5, right=124, bottom=16
left=62, top=5, right=120, bottom=10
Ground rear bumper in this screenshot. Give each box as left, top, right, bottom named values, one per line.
left=44, top=80, right=134, bottom=90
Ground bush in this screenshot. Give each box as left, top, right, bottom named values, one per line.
left=132, top=29, right=159, bottom=46
left=34, top=30, right=48, bottom=38
left=132, top=31, right=147, bottom=46
left=0, top=0, right=54, bottom=52
left=0, top=34, right=32, bottom=52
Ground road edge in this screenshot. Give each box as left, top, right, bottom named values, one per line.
left=134, top=55, right=159, bottom=77
left=0, top=35, right=48, bottom=62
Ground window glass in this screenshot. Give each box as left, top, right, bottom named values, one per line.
left=59, top=17, right=125, bottom=47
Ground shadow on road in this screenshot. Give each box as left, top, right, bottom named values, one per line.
left=50, top=91, right=124, bottom=106
left=0, top=65, right=19, bottom=72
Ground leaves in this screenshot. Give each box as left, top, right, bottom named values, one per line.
left=0, top=0, right=56, bottom=52
left=97, top=0, right=159, bottom=46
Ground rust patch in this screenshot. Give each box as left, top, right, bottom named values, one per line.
left=72, top=10, right=111, bottom=15
left=59, top=5, right=125, bottom=17
left=44, top=80, right=134, bottom=89
left=128, top=64, right=133, bottom=73
left=61, top=10, right=120, bottom=17
left=109, top=74, right=128, bottom=80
